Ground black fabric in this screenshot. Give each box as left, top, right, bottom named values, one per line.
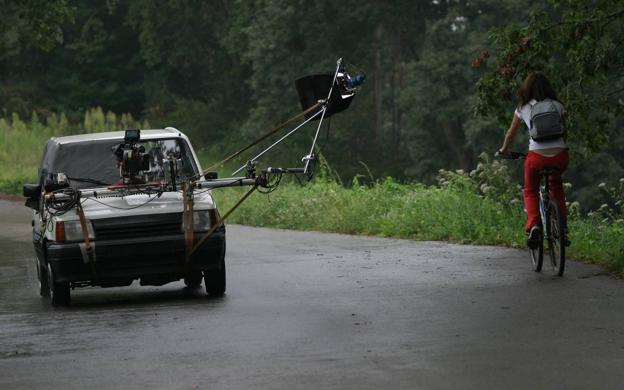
left=295, top=74, right=353, bottom=119
left=42, top=139, right=121, bottom=187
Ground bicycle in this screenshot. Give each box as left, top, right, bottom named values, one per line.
left=496, top=151, right=566, bottom=276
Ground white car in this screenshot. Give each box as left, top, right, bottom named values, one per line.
left=23, top=128, right=226, bottom=305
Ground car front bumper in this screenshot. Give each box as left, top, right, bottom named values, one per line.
left=46, top=227, right=225, bottom=283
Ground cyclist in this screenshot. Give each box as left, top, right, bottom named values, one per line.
left=498, top=71, right=569, bottom=249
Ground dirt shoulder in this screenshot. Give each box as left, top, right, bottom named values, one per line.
left=0, top=194, right=24, bottom=202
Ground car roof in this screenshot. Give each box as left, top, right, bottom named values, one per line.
left=50, top=128, right=185, bottom=145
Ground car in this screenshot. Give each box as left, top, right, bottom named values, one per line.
left=23, top=127, right=226, bottom=305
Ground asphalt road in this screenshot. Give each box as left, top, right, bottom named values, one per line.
left=0, top=199, right=622, bottom=389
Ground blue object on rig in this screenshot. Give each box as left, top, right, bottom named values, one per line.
left=345, top=74, right=365, bottom=89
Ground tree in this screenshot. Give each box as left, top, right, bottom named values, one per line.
left=223, top=0, right=439, bottom=178
left=475, top=0, right=624, bottom=209
left=125, top=0, right=252, bottom=146
left=0, top=0, right=73, bottom=57
left=476, top=0, right=624, bottom=154
left=0, top=0, right=74, bottom=114
left=399, top=0, right=529, bottom=181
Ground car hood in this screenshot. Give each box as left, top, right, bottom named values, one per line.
left=72, top=191, right=216, bottom=221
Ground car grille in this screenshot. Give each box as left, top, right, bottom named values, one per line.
left=93, top=213, right=182, bottom=241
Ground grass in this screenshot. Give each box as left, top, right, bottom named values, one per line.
left=2, top=110, right=622, bottom=275
left=213, top=178, right=623, bottom=275
left=570, top=219, right=624, bottom=274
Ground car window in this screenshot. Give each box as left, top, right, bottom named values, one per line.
left=143, top=139, right=198, bottom=183
left=49, top=138, right=198, bottom=189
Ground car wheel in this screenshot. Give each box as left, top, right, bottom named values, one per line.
left=204, top=242, right=226, bottom=297
left=184, top=270, right=203, bottom=288
left=47, top=262, right=70, bottom=306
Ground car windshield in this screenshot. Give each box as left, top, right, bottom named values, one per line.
left=46, top=138, right=198, bottom=189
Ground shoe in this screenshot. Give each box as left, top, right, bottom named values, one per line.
left=527, top=225, right=542, bottom=250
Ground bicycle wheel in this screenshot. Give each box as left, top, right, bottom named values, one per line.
left=546, top=198, right=566, bottom=276
left=529, top=233, right=543, bottom=272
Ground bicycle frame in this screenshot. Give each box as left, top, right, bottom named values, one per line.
left=538, top=178, right=552, bottom=242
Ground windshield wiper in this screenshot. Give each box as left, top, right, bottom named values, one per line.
left=68, top=177, right=111, bottom=186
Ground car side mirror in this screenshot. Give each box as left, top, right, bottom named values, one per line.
left=23, top=184, right=41, bottom=210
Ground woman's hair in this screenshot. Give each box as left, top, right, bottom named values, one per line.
left=517, top=71, right=559, bottom=107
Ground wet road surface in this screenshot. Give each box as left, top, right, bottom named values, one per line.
left=0, top=199, right=623, bottom=389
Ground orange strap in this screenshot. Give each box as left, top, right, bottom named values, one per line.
left=187, top=184, right=258, bottom=261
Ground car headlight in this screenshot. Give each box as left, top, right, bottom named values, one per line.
left=55, top=220, right=95, bottom=242
left=187, top=210, right=218, bottom=232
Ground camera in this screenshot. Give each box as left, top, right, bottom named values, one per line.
left=112, top=130, right=150, bottom=183
left=336, top=69, right=365, bottom=95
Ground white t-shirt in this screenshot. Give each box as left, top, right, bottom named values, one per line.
left=514, top=99, right=567, bottom=151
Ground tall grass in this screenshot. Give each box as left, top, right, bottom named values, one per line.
left=213, top=177, right=623, bottom=274
left=0, top=108, right=148, bottom=192
left=214, top=178, right=526, bottom=244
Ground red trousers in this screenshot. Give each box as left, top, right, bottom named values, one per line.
left=523, top=150, right=569, bottom=231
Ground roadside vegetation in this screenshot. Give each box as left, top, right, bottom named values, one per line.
left=0, top=108, right=624, bottom=275
left=2, top=112, right=622, bottom=274
left=3, top=1, right=623, bottom=212
left=214, top=157, right=624, bottom=275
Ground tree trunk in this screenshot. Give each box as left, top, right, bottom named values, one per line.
left=442, top=120, right=472, bottom=171
left=373, top=23, right=383, bottom=142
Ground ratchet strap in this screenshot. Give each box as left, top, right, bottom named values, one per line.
left=76, top=202, right=97, bottom=280
left=186, top=184, right=258, bottom=263
left=201, top=102, right=322, bottom=174
left=182, top=182, right=194, bottom=259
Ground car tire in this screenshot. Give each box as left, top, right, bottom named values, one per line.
left=184, top=270, right=203, bottom=288
left=47, top=262, right=70, bottom=306
left=204, top=241, right=226, bottom=297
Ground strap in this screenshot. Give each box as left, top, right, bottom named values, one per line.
left=76, top=202, right=98, bottom=280
left=182, top=182, right=194, bottom=262
left=187, top=184, right=258, bottom=261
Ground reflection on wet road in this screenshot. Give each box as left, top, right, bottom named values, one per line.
left=1, top=199, right=622, bottom=389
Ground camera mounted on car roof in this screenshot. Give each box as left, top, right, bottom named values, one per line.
left=112, top=129, right=150, bottom=184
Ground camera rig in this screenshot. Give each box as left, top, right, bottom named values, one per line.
left=43, top=58, right=364, bottom=261
left=111, top=129, right=151, bottom=184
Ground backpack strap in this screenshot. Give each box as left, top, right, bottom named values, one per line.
left=529, top=100, right=537, bottom=129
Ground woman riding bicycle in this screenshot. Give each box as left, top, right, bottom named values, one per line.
left=498, top=71, right=569, bottom=249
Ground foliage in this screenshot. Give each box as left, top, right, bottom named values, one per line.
left=589, top=179, right=624, bottom=223
left=1, top=1, right=622, bottom=210
left=476, top=0, right=624, bottom=154
left=215, top=177, right=525, bottom=245
left=0, top=0, right=74, bottom=56
left=473, top=0, right=624, bottom=210
left=400, top=0, right=529, bottom=180
left=438, top=152, right=523, bottom=205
